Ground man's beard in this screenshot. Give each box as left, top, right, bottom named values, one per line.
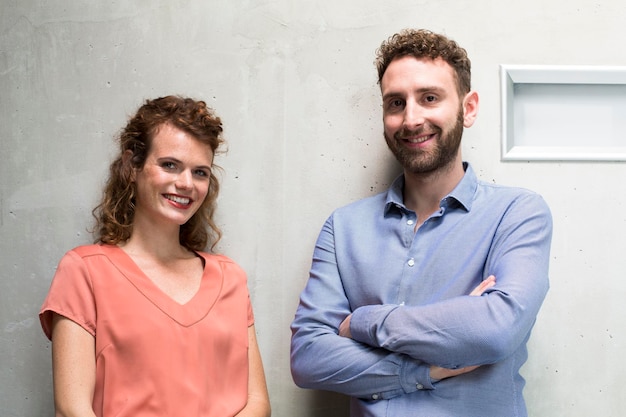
left=385, top=107, right=464, bottom=175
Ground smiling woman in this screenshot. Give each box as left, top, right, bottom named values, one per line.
left=94, top=96, right=225, bottom=252
left=132, top=123, right=214, bottom=230
left=38, top=96, right=271, bottom=417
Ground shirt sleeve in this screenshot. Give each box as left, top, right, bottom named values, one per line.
left=290, top=215, right=435, bottom=400
left=349, top=193, right=552, bottom=368
left=39, top=250, right=97, bottom=340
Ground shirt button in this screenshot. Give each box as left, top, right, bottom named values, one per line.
left=407, top=258, right=415, bottom=267
left=371, top=393, right=379, bottom=400
left=407, top=219, right=414, bottom=225
left=416, top=383, right=424, bottom=390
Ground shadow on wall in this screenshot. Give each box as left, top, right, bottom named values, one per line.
left=307, top=390, right=350, bottom=416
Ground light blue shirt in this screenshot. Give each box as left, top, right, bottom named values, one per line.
left=291, top=163, right=552, bottom=417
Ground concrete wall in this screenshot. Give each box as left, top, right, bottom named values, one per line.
left=2, top=1, right=625, bottom=416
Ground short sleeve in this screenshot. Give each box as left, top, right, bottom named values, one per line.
left=39, top=250, right=97, bottom=340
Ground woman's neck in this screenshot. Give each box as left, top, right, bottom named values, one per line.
left=120, top=220, right=192, bottom=262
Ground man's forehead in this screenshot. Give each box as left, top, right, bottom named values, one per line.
left=380, top=56, right=456, bottom=93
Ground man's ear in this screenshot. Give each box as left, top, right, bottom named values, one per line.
left=462, top=90, right=479, bottom=128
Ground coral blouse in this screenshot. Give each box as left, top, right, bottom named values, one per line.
left=40, top=244, right=253, bottom=417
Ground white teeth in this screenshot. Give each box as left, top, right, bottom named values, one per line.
left=408, top=137, right=429, bottom=144
left=165, top=195, right=190, bottom=205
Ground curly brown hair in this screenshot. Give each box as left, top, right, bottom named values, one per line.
left=92, top=95, right=225, bottom=251
left=375, top=29, right=471, bottom=97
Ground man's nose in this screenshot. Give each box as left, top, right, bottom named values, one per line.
left=403, top=101, right=425, bottom=130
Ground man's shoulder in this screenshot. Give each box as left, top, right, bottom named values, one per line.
left=332, top=190, right=388, bottom=216
left=476, top=180, right=543, bottom=199
left=475, top=180, right=551, bottom=214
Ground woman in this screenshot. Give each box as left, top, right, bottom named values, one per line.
left=40, top=96, right=271, bottom=417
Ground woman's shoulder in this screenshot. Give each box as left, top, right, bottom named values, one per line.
left=197, top=252, right=248, bottom=277
left=55, top=244, right=130, bottom=272
left=196, top=251, right=234, bottom=263
left=62, top=243, right=119, bottom=260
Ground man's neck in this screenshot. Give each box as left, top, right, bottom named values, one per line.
left=402, top=158, right=465, bottom=223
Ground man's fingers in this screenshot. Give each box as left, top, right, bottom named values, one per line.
left=430, top=365, right=480, bottom=381
left=469, top=275, right=496, bottom=296
left=338, top=315, right=352, bottom=338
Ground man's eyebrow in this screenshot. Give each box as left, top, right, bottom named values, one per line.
left=417, top=86, right=446, bottom=94
left=382, top=86, right=446, bottom=101
left=382, top=91, right=402, bottom=101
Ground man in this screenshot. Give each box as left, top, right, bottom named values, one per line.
left=290, top=29, right=552, bottom=417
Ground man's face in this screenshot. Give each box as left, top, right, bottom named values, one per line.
left=381, top=56, right=473, bottom=175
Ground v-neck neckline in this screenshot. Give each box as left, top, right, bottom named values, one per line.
left=103, top=245, right=224, bottom=326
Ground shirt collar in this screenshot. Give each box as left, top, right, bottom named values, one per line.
left=384, top=162, right=478, bottom=215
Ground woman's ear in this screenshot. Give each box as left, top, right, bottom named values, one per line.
left=122, top=149, right=136, bottom=182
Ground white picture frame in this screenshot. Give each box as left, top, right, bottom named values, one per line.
left=500, top=65, right=626, bottom=161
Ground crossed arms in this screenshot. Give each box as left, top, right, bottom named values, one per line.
left=338, top=275, right=496, bottom=381
left=290, top=192, right=552, bottom=399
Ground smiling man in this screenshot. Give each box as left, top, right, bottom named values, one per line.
left=291, top=29, right=553, bottom=417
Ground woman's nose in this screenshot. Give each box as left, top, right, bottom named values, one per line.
left=176, top=170, right=193, bottom=189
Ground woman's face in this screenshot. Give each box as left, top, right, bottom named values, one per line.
left=133, top=123, right=213, bottom=229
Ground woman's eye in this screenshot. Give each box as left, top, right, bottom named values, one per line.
left=194, top=170, right=209, bottom=177
left=162, top=162, right=176, bottom=170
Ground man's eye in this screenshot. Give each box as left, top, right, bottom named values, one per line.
left=425, top=95, right=437, bottom=102
left=387, top=99, right=404, bottom=110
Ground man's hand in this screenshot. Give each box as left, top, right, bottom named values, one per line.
left=429, top=364, right=481, bottom=381
left=339, top=314, right=352, bottom=338
left=429, top=275, right=496, bottom=381
left=469, top=275, right=496, bottom=296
